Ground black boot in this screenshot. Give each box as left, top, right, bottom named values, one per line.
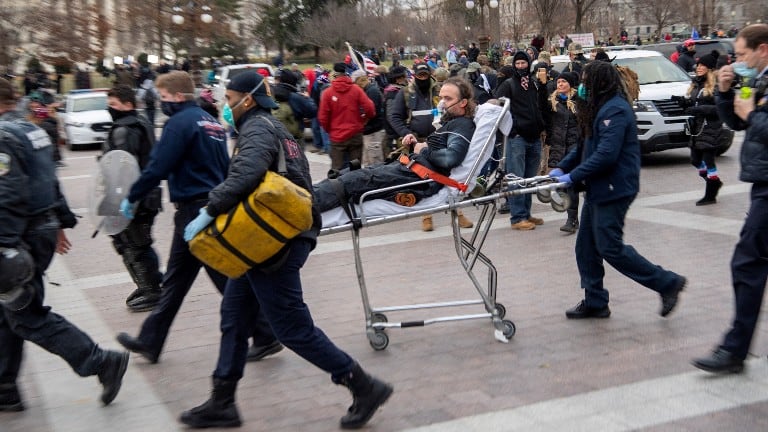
left=696, top=178, right=723, bottom=206
left=179, top=378, right=242, bottom=428
left=0, top=383, right=24, bottom=412
left=559, top=209, right=579, bottom=234
left=333, top=363, right=393, bottom=429
left=98, top=350, right=129, bottom=406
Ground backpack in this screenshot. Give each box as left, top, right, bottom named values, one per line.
left=274, top=102, right=302, bottom=138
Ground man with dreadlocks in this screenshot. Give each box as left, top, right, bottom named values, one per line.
left=549, top=61, right=687, bottom=320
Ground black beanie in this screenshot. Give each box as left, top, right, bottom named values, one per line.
left=558, top=71, right=579, bottom=88
left=696, top=51, right=719, bottom=70
left=333, top=62, right=348, bottom=74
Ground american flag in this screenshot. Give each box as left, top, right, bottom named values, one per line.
left=346, top=42, right=378, bottom=75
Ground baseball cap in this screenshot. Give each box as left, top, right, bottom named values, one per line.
left=350, top=69, right=367, bottom=81
left=413, top=63, right=431, bottom=76
left=467, top=62, right=481, bottom=73
left=683, top=39, right=696, bottom=47
left=226, top=70, right=278, bottom=109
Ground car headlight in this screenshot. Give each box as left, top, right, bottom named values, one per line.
left=66, top=121, right=86, bottom=128
left=633, top=101, right=658, bottom=113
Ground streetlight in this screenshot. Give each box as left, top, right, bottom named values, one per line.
left=466, top=0, right=499, bottom=51
left=172, top=1, right=213, bottom=88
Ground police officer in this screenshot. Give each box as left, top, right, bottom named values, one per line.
left=692, top=24, right=768, bottom=374
left=179, top=71, right=393, bottom=430
left=0, top=77, right=128, bottom=411
left=104, top=84, right=163, bottom=312
left=115, top=71, right=281, bottom=365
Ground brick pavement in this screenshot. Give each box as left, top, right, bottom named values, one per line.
left=5, top=132, right=768, bottom=432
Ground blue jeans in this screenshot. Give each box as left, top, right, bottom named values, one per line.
left=505, top=135, right=541, bottom=223
left=214, top=238, right=354, bottom=382
left=311, top=117, right=330, bottom=152
left=575, top=195, right=680, bottom=308
left=0, top=214, right=106, bottom=384
left=135, top=201, right=275, bottom=357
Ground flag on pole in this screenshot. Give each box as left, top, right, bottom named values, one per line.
left=691, top=27, right=700, bottom=40
left=345, top=42, right=378, bottom=75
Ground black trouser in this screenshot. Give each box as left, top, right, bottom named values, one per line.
left=133, top=200, right=275, bottom=358
left=111, top=207, right=162, bottom=292
left=0, top=213, right=107, bottom=384
left=690, top=147, right=717, bottom=173
left=720, top=184, right=768, bottom=360
left=313, top=162, right=442, bottom=212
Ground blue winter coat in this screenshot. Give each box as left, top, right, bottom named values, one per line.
left=558, top=94, right=641, bottom=204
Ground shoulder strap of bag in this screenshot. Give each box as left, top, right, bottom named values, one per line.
left=256, top=115, right=287, bottom=175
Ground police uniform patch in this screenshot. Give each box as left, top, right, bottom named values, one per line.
left=0, top=153, right=10, bottom=176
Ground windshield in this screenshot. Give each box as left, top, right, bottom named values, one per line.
left=613, top=57, right=691, bottom=84
left=72, top=96, right=107, bottom=112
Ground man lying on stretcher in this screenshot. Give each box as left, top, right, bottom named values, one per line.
left=313, top=76, right=476, bottom=212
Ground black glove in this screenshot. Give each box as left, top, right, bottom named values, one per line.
left=671, top=95, right=686, bottom=108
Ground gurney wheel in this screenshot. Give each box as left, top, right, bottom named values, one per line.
left=502, top=320, right=516, bottom=339
left=491, top=303, right=506, bottom=319
left=369, top=330, right=389, bottom=351
left=537, top=189, right=552, bottom=203
left=371, top=313, right=388, bottom=324
left=550, top=192, right=570, bottom=212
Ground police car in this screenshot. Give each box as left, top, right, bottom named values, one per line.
left=57, top=89, right=112, bottom=150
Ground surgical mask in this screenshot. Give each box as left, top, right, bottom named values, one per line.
left=222, top=80, right=265, bottom=130
left=577, top=83, right=588, bottom=100
left=161, top=101, right=186, bottom=117
left=732, top=62, right=758, bottom=79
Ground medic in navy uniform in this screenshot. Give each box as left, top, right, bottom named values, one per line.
left=0, top=77, right=128, bottom=412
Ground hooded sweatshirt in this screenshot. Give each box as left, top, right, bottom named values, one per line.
left=493, top=51, right=550, bottom=141
left=318, top=75, right=376, bottom=142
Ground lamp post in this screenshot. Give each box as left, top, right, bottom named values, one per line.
left=465, top=0, right=499, bottom=51
left=172, top=1, right=213, bottom=88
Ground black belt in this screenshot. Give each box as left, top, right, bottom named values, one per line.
left=173, top=197, right=209, bottom=210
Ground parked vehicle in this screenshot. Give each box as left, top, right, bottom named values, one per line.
left=643, top=39, right=734, bottom=65
left=56, top=89, right=112, bottom=150
left=211, top=63, right=275, bottom=104
left=551, top=50, right=733, bottom=155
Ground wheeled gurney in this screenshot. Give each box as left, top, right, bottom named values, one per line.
left=319, top=98, right=569, bottom=350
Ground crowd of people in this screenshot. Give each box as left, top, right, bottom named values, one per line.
left=0, top=22, right=767, bottom=430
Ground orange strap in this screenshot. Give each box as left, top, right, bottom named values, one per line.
left=399, top=154, right=467, bottom=192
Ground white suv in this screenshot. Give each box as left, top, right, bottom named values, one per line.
left=211, top=63, right=275, bottom=104
left=57, top=90, right=112, bottom=150
left=551, top=50, right=733, bottom=154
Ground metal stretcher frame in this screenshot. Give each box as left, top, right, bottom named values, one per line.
left=319, top=98, right=568, bottom=350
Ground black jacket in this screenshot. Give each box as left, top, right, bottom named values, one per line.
left=207, top=108, right=320, bottom=241
left=273, top=83, right=317, bottom=123
left=388, top=80, right=439, bottom=139
left=106, top=112, right=155, bottom=169
left=363, top=83, right=384, bottom=135
left=493, top=67, right=549, bottom=141
left=717, top=75, right=768, bottom=183
left=683, top=79, right=723, bottom=150
left=546, top=94, right=580, bottom=167
left=677, top=50, right=697, bottom=73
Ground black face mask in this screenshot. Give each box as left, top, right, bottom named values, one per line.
left=516, top=68, right=529, bottom=78
left=108, top=107, right=133, bottom=121
left=161, top=101, right=186, bottom=117
left=415, top=77, right=431, bottom=92
left=468, top=72, right=478, bottom=82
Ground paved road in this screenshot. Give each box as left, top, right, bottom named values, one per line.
left=6, top=131, right=768, bottom=432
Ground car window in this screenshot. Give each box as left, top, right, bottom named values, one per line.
left=72, top=96, right=107, bottom=112
left=613, top=57, right=691, bottom=84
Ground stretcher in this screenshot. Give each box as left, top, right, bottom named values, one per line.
left=319, top=98, right=570, bottom=350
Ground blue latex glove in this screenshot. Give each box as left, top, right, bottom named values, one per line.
left=120, top=198, right=136, bottom=220
left=184, top=208, right=215, bottom=242
left=548, top=168, right=564, bottom=177
left=556, top=174, right=572, bottom=185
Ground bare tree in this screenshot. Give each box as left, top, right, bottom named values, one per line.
left=571, top=0, right=603, bottom=32
left=631, top=0, right=682, bottom=40
left=0, top=5, right=26, bottom=71
left=530, top=0, right=567, bottom=50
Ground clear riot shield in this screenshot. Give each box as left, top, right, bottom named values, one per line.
left=88, top=150, right=141, bottom=236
